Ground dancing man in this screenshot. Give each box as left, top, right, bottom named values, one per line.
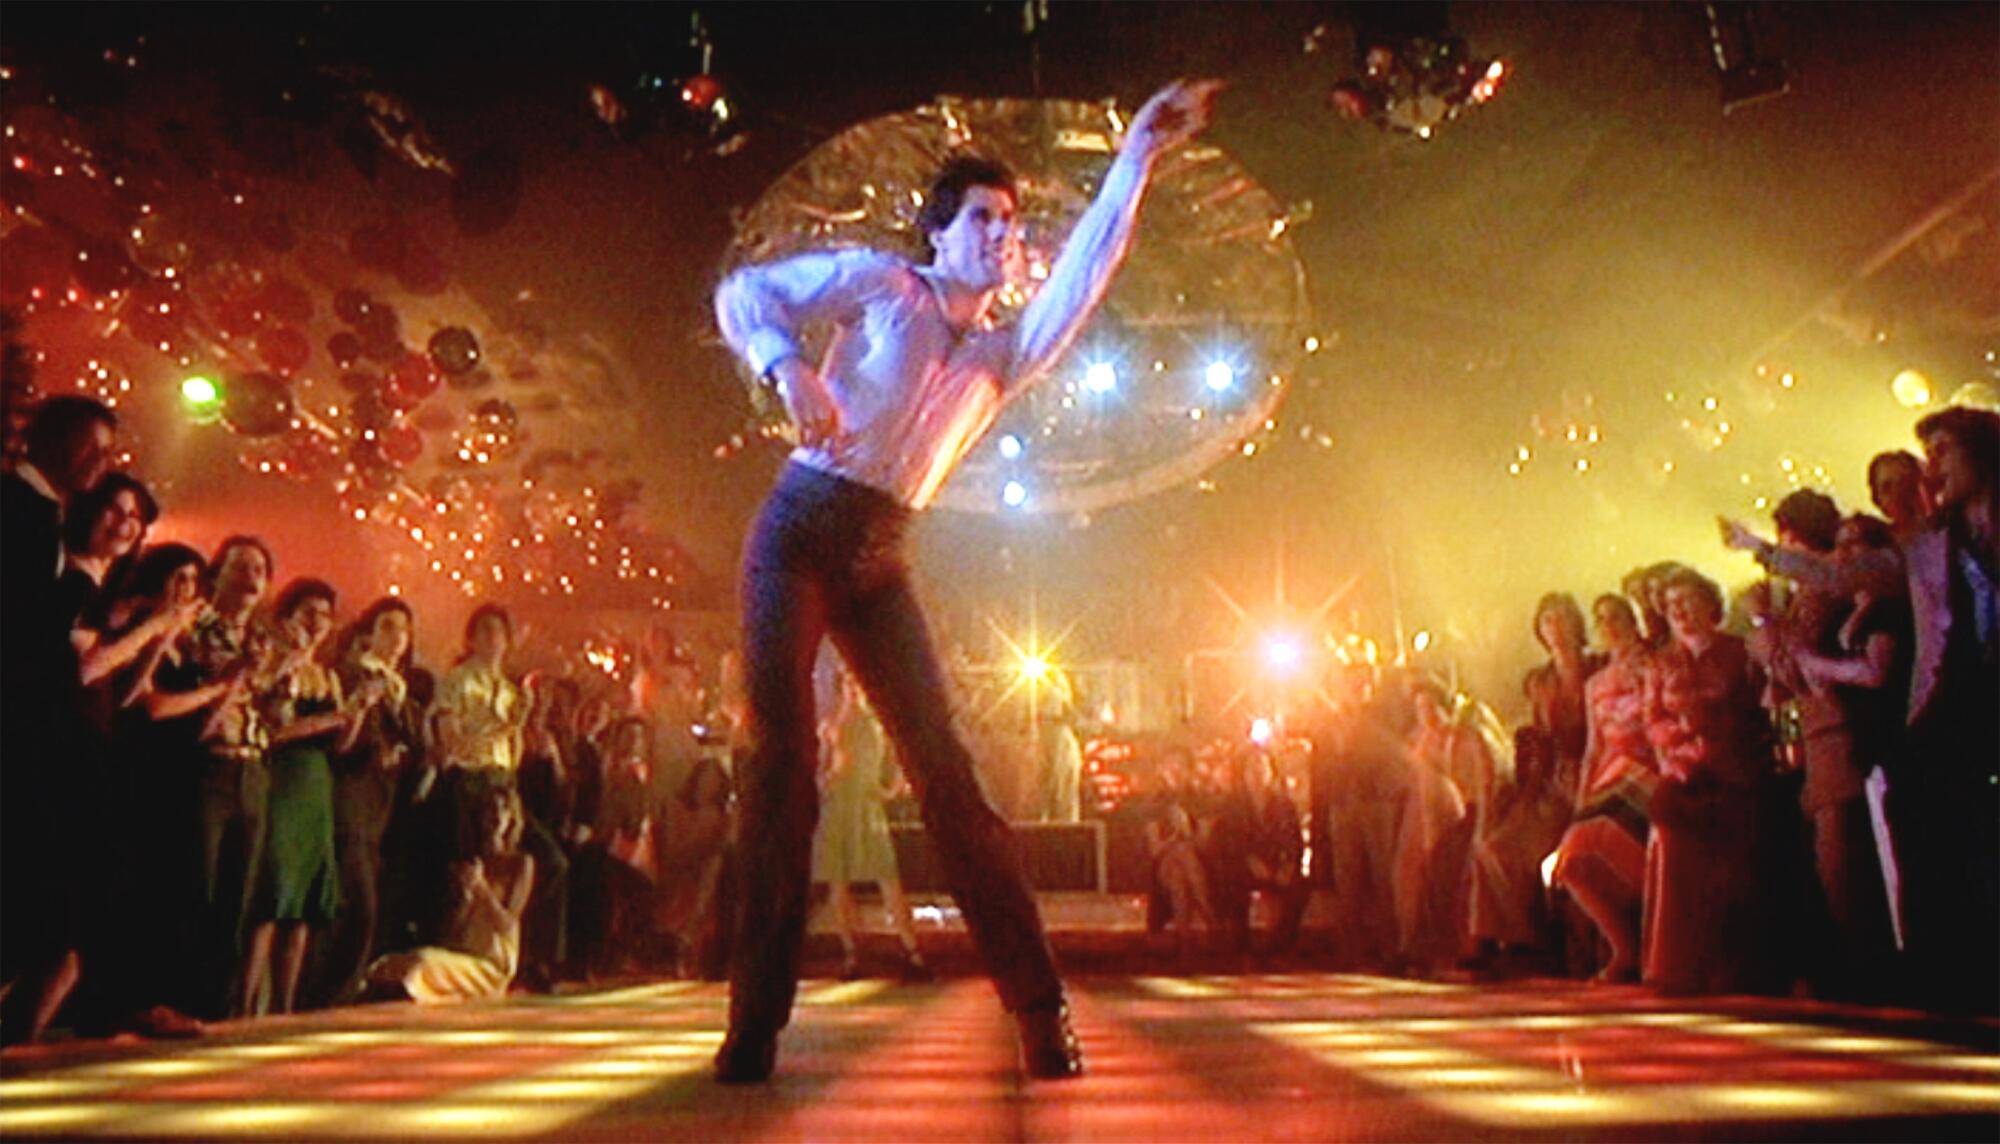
left=712, top=78, right=1221, bottom=1083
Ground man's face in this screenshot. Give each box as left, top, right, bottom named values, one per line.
left=1537, top=606, right=1581, bottom=652
left=287, top=596, right=335, bottom=650
left=929, top=185, right=1021, bottom=293
left=1870, top=458, right=1926, bottom=525
left=61, top=421, right=115, bottom=497
left=215, top=544, right=270, bottom=608
left=1922, top=430, right=1980, bottom=510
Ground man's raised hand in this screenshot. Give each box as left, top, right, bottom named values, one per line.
left=1126, top=79, right=1226, bottom=163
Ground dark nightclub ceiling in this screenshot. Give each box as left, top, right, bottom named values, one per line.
left=2, top=2, right=1994, bottom=699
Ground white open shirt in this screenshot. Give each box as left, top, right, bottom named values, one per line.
left=715, top=153, right=1150, bottom=509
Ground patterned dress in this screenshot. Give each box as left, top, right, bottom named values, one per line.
left=1552, top=649, right=1658, bottom=895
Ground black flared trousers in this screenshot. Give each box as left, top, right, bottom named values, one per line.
left=729, top=462, right=1064, bottom=1035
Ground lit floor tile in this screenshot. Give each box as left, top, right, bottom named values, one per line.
left=0, top=1104, right=144, bottom=1133
left=120, top=1102, right=344, bottom=1136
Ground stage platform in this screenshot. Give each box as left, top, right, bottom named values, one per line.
left=4, top=972, right=1996, bottom=1141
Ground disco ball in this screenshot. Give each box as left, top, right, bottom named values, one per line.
left=722, top=97, right=1311, bottom=515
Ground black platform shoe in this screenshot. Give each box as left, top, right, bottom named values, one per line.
left=1017, top=1005, right=1085, bottom=1079
left=713, top=1030, right=779, bottom=1084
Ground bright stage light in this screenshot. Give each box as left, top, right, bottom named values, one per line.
left=998, top=434, right=1024, bottom=460
left=1205, top=360, right=1236, bottom=392
left=1084, top=361, right=1118, bottom=393
left=1018, top=653, right=1051, bottom=681
left=1891, top=369, right=1933, bottom=409
left=1001, top=480, right=1028, bottom=507
left=180, top=374, right=221, bottom=421
left=1249, top=717, right=1274, bottom=745
left=1413, top=629, right=1432, bottom=652
left=1261, top=633, right=1305, bottom=675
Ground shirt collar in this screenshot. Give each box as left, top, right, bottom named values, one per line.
left=911, top=265, right=998, bottom=335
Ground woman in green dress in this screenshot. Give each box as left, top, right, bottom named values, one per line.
left=241, top=580, right=383, bottom=1015
left=813, top=669, right=929, bottom=980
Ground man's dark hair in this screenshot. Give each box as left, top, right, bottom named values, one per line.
left=1866, top=449, right=1921, bottom=489
left=272, top=577, right=337, bottom=622
left=1772, top=489, right=1841, bottom=552
left=205, top=534, right=275, bottom=595
left=917, top=155, right=1018, bottom=258
left=1916, top=406, right=2000, bottom=493
left=24, top=396, right=115, bottom=468
left=1531, top=592, right=1586, bottom=651
left=1663, top=567, right=1725, bottom=618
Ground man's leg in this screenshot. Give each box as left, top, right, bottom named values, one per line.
left=723, top=561, right=828, bottom=1045
left=829, top=575, right=1064, bottom=1018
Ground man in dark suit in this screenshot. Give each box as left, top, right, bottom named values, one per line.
left=1894, top=408, right=1999, bottom=1014
left=2, top=396, right=116, bottom=1043
left=1724, top=407, right=1999, bottom=1013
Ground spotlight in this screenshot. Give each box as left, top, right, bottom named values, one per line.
left=180, top=375, right=221, bottom=421
left=1891, top=369, right=1933, bottom=409
left=1084, top=361, right=1118, bottom=393
left=1261, top=633, right=1305, bottom=676
left=1249, top=717, right=1275, bottom=746
left=1018, top=653, right=1050, bottom=682
left=1001, top=479, right=1029, bottom=507
left=998, top=433, right=1024, bottom=460
left=1413, top=629, right=1433, bottom=652
left=1205, top=360, right=1236, bottom=392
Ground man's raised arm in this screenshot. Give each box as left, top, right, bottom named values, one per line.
left=1008, top=80, right=1223, bottom=390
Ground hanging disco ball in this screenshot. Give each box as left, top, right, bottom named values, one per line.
left=720, top=97, right=1310, bottom=515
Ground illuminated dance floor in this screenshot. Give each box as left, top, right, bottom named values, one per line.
left=4, top=974, right=1997, bottom=1141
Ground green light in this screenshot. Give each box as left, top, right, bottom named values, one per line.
left=180, top=375, right=220, bottom=406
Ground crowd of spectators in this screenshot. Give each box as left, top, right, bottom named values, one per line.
left=1114, top=407, right=1996, bottom=1014
left=1, top=397, right=744, bottom=1045
left=4, top=397, right=1994, bottom=1044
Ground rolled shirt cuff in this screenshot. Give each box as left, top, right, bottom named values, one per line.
left=744, top=328, right=801, bottom=381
